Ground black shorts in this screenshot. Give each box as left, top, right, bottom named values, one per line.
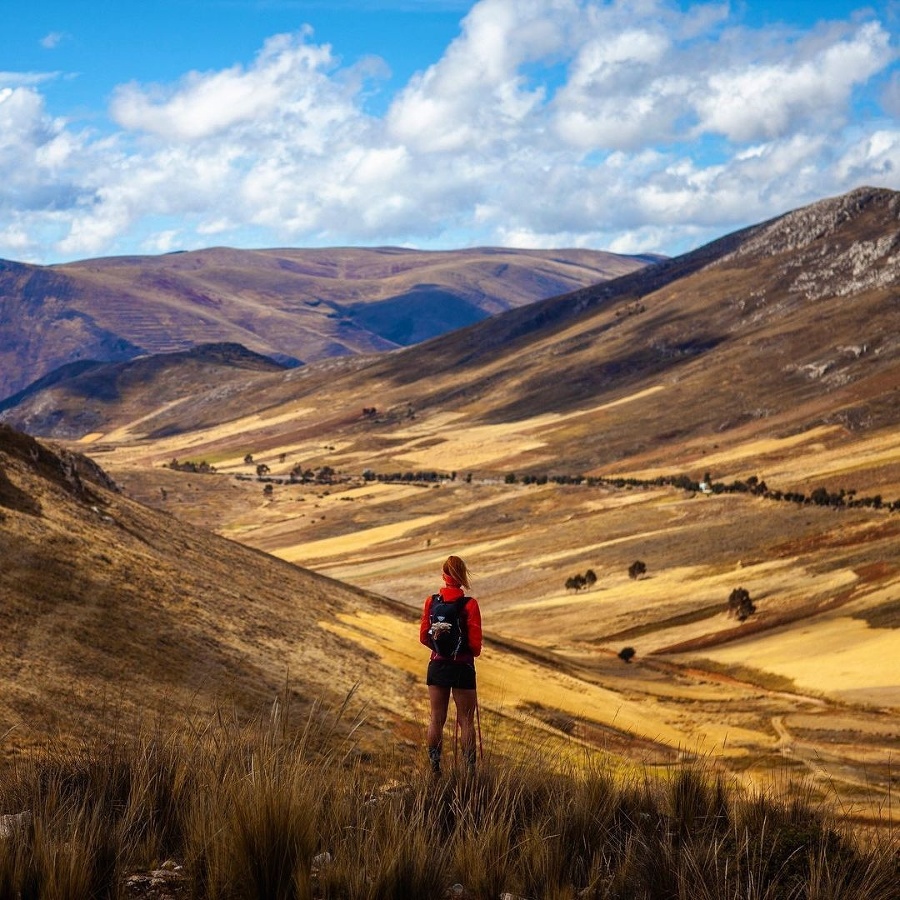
left=427, top=659, right=476, bottom=690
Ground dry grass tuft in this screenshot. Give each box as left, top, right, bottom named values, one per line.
left=0, top=695, right=896, bottom=900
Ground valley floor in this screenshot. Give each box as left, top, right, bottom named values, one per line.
left=107, top=459, right=900, bottom=824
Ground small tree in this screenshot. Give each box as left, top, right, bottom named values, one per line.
left=628, top=560, right=647, bottom=580
left=565, top=574, right=587, bottom=592
left=584, top=569, right=597, bottom=589
left=618, top=647, right=636, bottom=663
left=727, top=587, right=756, bottom=621
left=244, top=453, right=254, bottom=465
left=256, top=463, right=270, bottom=476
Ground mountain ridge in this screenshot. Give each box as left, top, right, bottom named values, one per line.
left=6, top=188, right=897, bottom=488
left=0, top=343, right=290, bottom=438
left=0, top=245, right=654, bottom=401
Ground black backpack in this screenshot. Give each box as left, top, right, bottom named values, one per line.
left=428, top=594, right=470, bottom=658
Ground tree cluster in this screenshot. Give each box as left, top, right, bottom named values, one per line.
left=507, top=473, right=591, bottom=485
left=289, top=464, right=335, bottom=484
left=565, top=569, right=597, bottom=592
left=167, top=459, right=216, bottom=474
left=605, top=472, right=899, bottom=511
left=362, top=469, right=456, bottom=484
left=500, top=468, right=899, bottom=512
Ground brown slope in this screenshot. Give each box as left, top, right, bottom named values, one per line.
left=0, top=423, right=419, bottom=761
left=71, top=187, right=899, bottom=493
left=297, top=186, right=900, bottom=478
left=0, top=246, right=652, bottom=400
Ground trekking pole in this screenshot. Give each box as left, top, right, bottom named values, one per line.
left=475, top=696, right=484, bottom=760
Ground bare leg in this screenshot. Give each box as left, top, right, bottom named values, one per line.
left=427, top=685, right=451, bottom=773
left=452, top=688, right=478, bottom=767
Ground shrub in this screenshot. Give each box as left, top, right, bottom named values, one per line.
left=628, top=560, right=647, bottom=580
left=565, top=571, right=597, bottom=592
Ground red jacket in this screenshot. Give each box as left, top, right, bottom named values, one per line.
left=420, top=585, right=482, bottom=663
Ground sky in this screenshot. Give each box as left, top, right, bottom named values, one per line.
left=2, top=0, right=898, bottom=264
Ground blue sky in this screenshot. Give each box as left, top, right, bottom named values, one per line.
left=2, top=0, right=898, bottom=263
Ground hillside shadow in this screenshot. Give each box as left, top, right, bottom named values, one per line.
left=0, top=466, right=42, bottom=516
left=345, top=287, right=488, bottom=346
left=481, top=334, right=726, bottom=423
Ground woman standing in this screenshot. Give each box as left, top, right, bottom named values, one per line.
left=420, top=555, right=482, bottom=775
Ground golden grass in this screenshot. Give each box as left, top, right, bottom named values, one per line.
left=323, top=609, right=766, bottom=758
left=1, top=700, right=896, bottom=900
left=691, top=615, right=900, bottom=703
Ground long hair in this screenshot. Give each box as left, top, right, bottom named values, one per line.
left=442, top=555, right=471, bottom=590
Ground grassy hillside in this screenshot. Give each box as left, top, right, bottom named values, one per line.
left=0, top=423, right=419, bottom=763
left=1, top=710, right=896, bottom=900
left=3, top=188, right=898, bottom=832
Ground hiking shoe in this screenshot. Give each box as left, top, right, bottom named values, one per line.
left=428, top=746, right=442, bottom=776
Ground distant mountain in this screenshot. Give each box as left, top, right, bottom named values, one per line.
left=20, top=186, right=893, bottom=493
left=0, top=342, right=290, bottom=439
left=0, top=246, right=656, bottom=401
left=6, top=187, right=898, bottom=496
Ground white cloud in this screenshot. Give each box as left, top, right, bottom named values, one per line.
left=0, top=1, right=898, bottom=264
left=0, top=85, right=84, bottom=208
left=110, top=30, right=346, bottom=142
left=882, top=71, right=900, bottom=116
left=834, top=129, right=900, bottom=182
left=0, top=70, right=60, bottom=87
left=40, top=32, right=67, bottom=50
left=553, top=25, right=686, bottom=150
left=386, top=0, right=574, bottom=152
left=695, top=21, right=894, bottom=141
